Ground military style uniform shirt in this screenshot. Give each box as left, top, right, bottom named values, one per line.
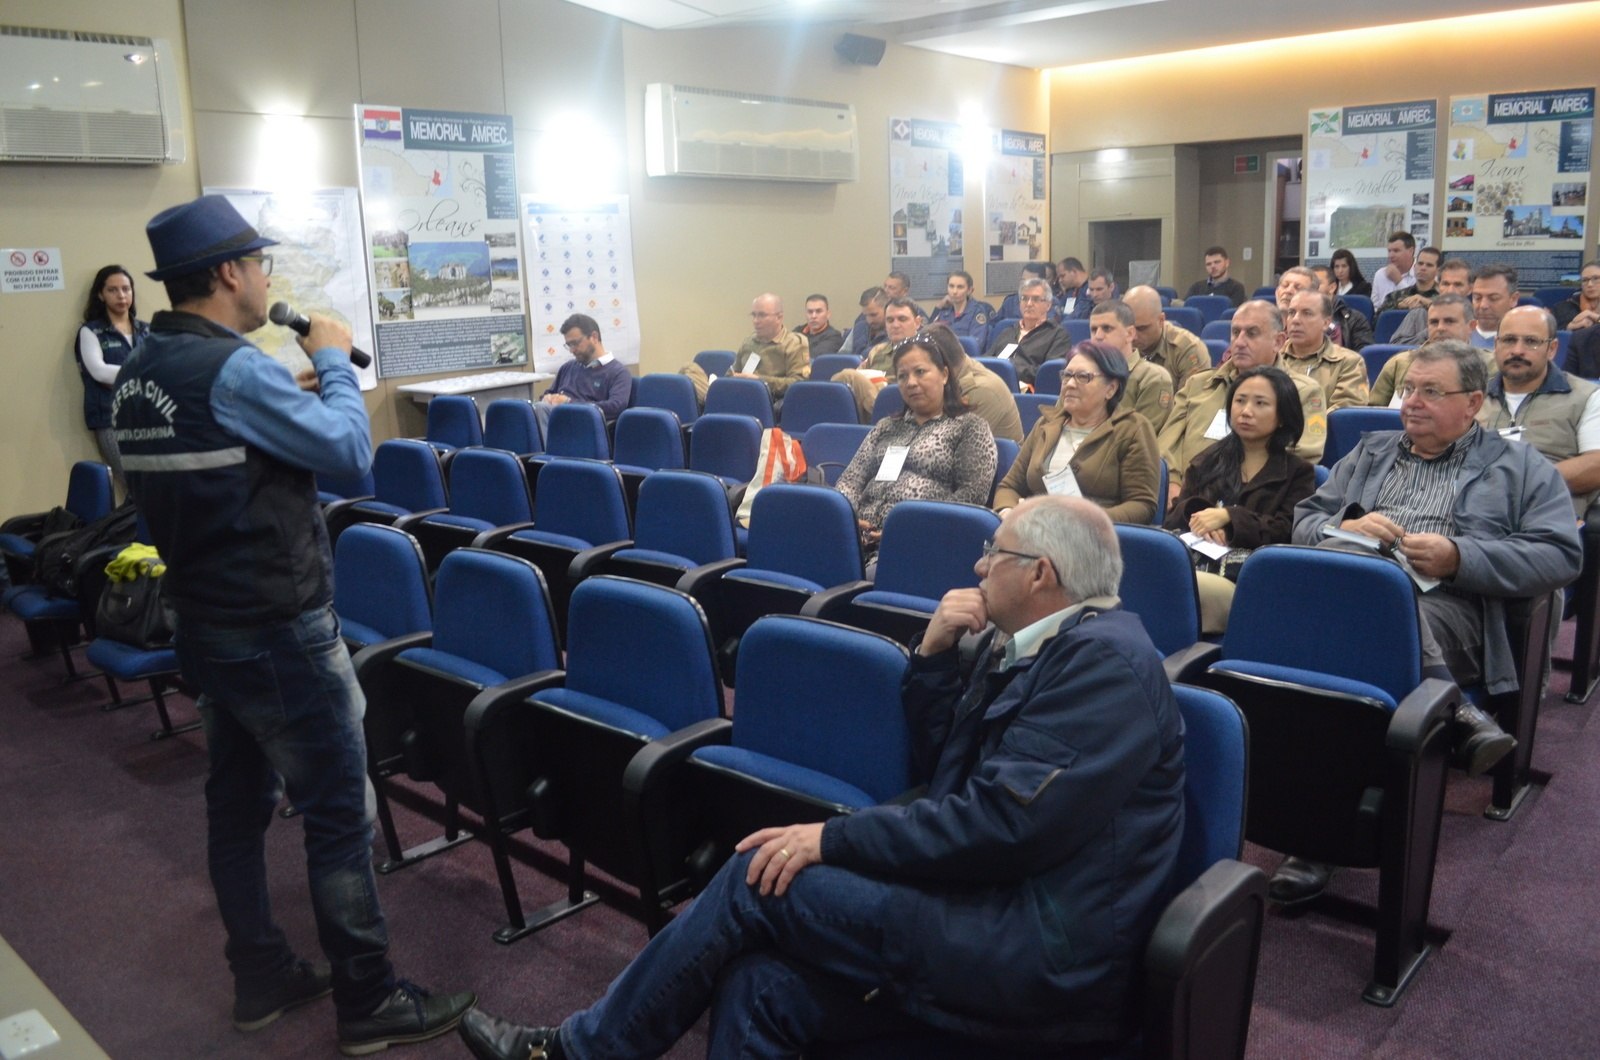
left=1281, top=337, right=1370, bottom=410
left=1158, top=355, right=1327, bottom=486
left=735, top=329, right=811, bottom=399
left=1141, top=322, right=1212, bottom=394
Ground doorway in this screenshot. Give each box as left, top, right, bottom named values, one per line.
left=1264, top=154, right=1303, bottom=284
left=1088, top=219, right=1162, bottom=291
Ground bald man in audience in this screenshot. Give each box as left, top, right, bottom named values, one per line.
left=1125, top=285, right=1212, bottom=393
left=679, top=293, right=809, bottom=408
left=1391, top=259, right=1472, bottom=347
left=1282, top=289, right=1370, bottom=410
left=1369, top=294, right=1492, bottom=407
left=835, top=296, right=922, bottom=421
left=1158, top=300, right=1327, bottom=505
left=1089, top=299, right=1174, bottom=430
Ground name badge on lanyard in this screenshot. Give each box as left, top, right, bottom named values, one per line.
left=876, top=444, right=911, bottom=481
left=1043, top=464, right=1082, bottom=497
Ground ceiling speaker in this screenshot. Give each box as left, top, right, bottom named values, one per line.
left=834, top=33, right=885, bottom=67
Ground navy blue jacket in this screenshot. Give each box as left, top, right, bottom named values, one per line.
left=821, top=606, right=1185, bottom=1046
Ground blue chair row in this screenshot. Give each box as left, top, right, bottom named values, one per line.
left=0, top=460, right=115, bottom=586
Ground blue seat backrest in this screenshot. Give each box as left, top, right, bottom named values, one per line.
left=1114, top=525, right=1199, bottom=656
left=993, top=438, right=1019, bottom=498
left=1171, top=685, right=1247, bottom=888
left=705, top=377, right=775, bottom=429
left=333, top=523, right=432, bottom=642
left=483, top=399, right=542, bottom=455
left=317, top=467, right=376, bottom=501
left=371, top=439, right=448, bottom=512
left=533, top=458, right=630, bottom=543
left=564, top=576, right=723, bottom=732
left=800, top=423, right=871, bottom=486
left=1373, top=309, right=1409, bottom=345
left=1033, top=359, right=1065, bottom=396
left=425, top=394, right=483, bottom=449
left=1360, top=344, right=1413, bottom=385
left=444, top=448, right=532, bottom=526
left=870, top=385, right=906, bottom=423
left=1200, top=320, right=1232, bottom=342
left=632, top=471, right=737, bottom=566
left=1015, top=393, right=1054, bottom=436
left=546, top=403, right=610, bottom=459
left=780, top=381, right=858, bottom=436
left=1323, top=406, right=1401, bottom=468
left=1343, top=294, right=1375, bottom=325
left=66, top=461, right=114, bottom=524
left=746, top=485, right=863, bottom=588
left=734, top=615, right=912, bottom=804
left=432, top=549, right=560, bottom=676
left=695, top=350, right=736, bottom=377
left=689, top=413, right=763, bottom=484
left=977, top=357, right=1020, bottom=393
left=636, top=373, right=700, bottom=426
left=874, top=501, right=999, bottom=600
left=1223, top=545, right=1421, bottom=702
left=1164, top=307, right=1204, bottom=336
left=1204, top=339, right=1227, bottom=366
left=614, top=407, right=686, bottom=471
left=1183, top=295, right=1231, bottom=325
left=1062, top=319, right=1091, bottom=344
left=809, top=354, right=860, bottom=383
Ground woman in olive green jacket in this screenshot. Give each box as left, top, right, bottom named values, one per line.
left=993, top=340, right=1160, bottom=524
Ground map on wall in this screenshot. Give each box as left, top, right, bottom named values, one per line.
left=1303, top=100, right=1436, bottom=267
left=889, top=117, right=964, bottom=299
left=522, top=196, right=642, bottom=374
left=207, top=187, right=377, bottom=391
left=356, top=105, right=531, bottom=379
left=984, top=129, right=1047, bottom=298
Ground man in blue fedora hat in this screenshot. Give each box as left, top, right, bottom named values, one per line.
left=114, top=195, right=475, bottom=1054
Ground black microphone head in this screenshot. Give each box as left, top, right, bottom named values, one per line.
left=268, top=301, right=295, bottom=326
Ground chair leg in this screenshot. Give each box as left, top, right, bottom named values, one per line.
left=1564, top=535, right=1600, bottom=703
left=1366, top=726, right=1450, bottom=1006
left=1488, top=595, right=1554, bottom=820
left=489, top=839, right=598, bottom=946
left=372, top=785, right=473, bottom=875
left=148, top=679, right=201, bottom=741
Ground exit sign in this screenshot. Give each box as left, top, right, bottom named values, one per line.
left=1234, top=154, right=1260, bottom=174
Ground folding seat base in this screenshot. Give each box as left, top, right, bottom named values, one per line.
left=490, top=882, right=600, bottom=946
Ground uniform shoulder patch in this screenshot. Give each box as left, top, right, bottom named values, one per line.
left=976, top=312, right=988, bottom=324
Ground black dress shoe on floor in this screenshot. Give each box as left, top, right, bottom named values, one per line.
left=1453, top=702, right=1516, bottom=777
left=1268, top=857, right=1335, bottom=906
left=458, top=1008, right=562, bottom=1060
left=233, top=959, right=333, bottom=1032
left=337, top=980, right=476, bottom=1056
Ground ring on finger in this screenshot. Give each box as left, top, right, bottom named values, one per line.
left=779, top=848, right=792, bottom=859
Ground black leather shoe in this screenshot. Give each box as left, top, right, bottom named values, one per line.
left=337, top=980, right=476, bottom=1056
left=1268, top=857, right=1334, bottom=906
left=233, top=959, right=332, bottom=1031
left=459, top=1009, right=561, bottom=1060
left=1453, top=702, right=1515, bottom=777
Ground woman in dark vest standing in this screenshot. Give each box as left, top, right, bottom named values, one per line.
left=76, top=264, right=149, bottom=493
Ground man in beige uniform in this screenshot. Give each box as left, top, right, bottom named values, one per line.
left=836, top=297, right=920, bottom=421
left=1088, top=299, right=1174, bottom=430
left=1158, top=300, right=1327, bottom=505
left=1282, top=289, right=1370, bottom=409
left=1126, top=286, right=1212, bottom=394
left=1369, top=294, right=1491, bottom=407
left=679, top=293, right=809, bottom=408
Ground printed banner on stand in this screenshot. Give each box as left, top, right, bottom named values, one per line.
left=522, top=197, right=641, bottom=374
left=356, top=105, right=530, bottom=378
left=1303, top=100, right=1437, bottom=265
left=889, top=117, right=964, bottom=299
left=984, top=129, right=1048, bottom=298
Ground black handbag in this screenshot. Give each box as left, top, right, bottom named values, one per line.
left=95, top=567, right=176, bottom=649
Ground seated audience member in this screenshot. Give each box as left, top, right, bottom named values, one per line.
left=1369, top=294, right=1491, bottom=407
left=994, top=341, right=1159, bottom=525
left=996, top=262, right=1057, bottom=323
left=839, top=286, right=887, bottom=355
left=1376, top=245, right=1442, bottom=314
left=1476, top=304, right=1600, bottom=518
left=1469, top=263, right=1520, bottom=350
left=1089, top=298, right=1174, bottom=430
left=1273, top=265, right=1317, bottom=312
left=1043, top=260, right=1060, bottom=299
left=940, top=325, right=1024, bottom=444
left=1391, top=258, right=1471, bottom=346
left=535, top=313, right=632, bottom=434
left=834, top=328, right=997, bottom=557
left=795, top=293, right=844, bottom=356
left=458, top=495, right=1186, bottom=1060
left=1285, top=339, right=1581, bottom=904
left=1164, top=366, right=1316, bottom=633
left=1369, top=231, right=1418, bottom=307
left=1057, top=256, right=1089, bottom=316
left=1311, top=264, right=1375, bottom=351
left=930, top=270, right=996, bottom=349
left=835, top=295, right=920, bottom=421
left=1329, top=248, right=1371, bottom=297
left=1551, top=260, right=1600, bottom=332
left=1184, top=245, right=1247, bottom=306
left=1126, top=285, right=1213, bottom=393
left=679, top=293, right=810, bottom=409
left=1159, top=300, right=1327, bottom=505
left=882, top=271, right=930, bottom=323
left=1282, top=289, right=1370, bottom=408
left=985, top=277, right=1073, bottom=389
left=1571, top=321, right=1600, bottom=380
left=1066, top=268, right=1117, bottom=320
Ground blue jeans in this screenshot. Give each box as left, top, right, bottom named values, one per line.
left=176, top=604, right=394, bottom=1019
left=561, top=851, right=926, bottom=1059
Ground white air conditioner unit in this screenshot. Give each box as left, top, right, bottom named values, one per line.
left=0, top=25, right=185, bottom=164
left=645, top=83, right=857, bottom=183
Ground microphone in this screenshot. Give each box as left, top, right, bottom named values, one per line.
left=269, top=302, right=372, bottom=369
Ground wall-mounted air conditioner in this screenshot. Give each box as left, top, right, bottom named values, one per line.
left=0, top=25, right=185, bottom=164
left=645, top=83, right=857, bottom=183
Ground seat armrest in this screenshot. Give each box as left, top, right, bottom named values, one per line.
left=798, top=579, right=874, bottom=620
left=1386, top=678, right=1459, bottom=755
left=462, top=669, right=567, bottom=745
left=350, top=630, right=433, bottom=688
left=568, top=539, right=633, bottom=583
left=676, top=557, right=747, bottom=601
left=471, top=521, right=538, bottom=549
left=0, top=510, right=48, bottom=538
left=1164, top=641, right=1223, bottom=684
left=621, top=717, right=733, bottom=799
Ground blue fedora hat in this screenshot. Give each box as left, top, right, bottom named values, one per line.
left=145, top=194, right=278, bottom=280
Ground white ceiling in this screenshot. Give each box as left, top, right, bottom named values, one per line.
left=558, top=0, right=1591, bottom=69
